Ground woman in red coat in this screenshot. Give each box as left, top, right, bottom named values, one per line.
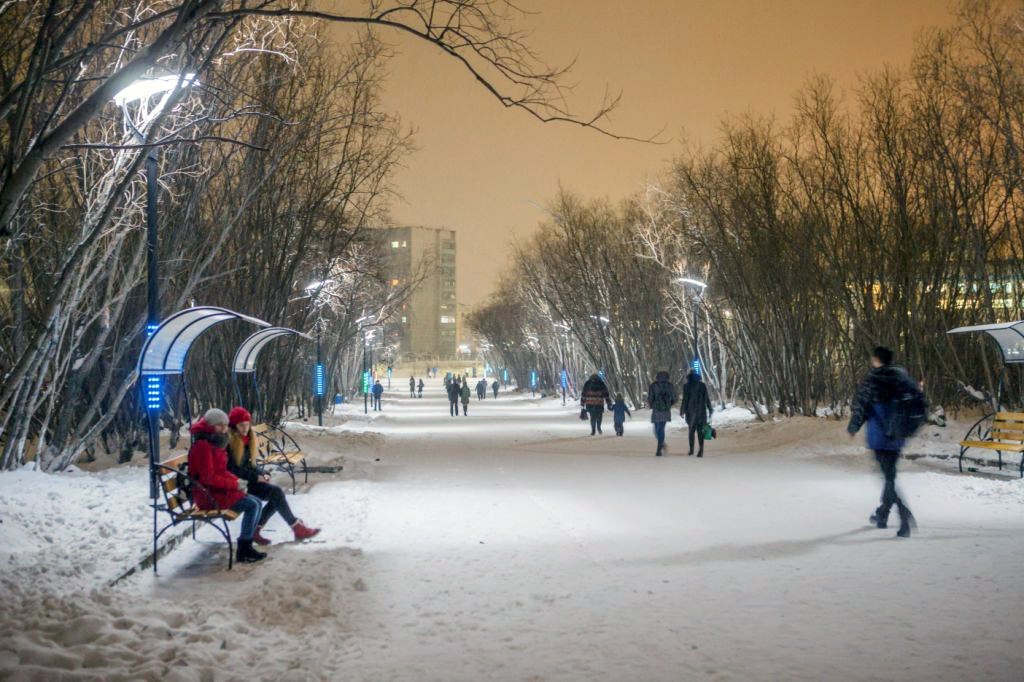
left=188, top=408, right=266, bottom=563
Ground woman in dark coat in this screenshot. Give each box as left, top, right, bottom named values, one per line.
left=681, top=370, right=714, bottom=457
left=648, top=371, right=678, bottom=457
left=580, top=374, right=612, bottom=435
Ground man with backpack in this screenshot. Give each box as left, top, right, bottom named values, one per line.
left=648, top=371, right=677, bottom=456
left=847, top=346, right=924, bottom=538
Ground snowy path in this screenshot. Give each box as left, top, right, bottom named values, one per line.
left=2, top=385, right=1023, bottom=680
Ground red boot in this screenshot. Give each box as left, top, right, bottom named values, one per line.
left=253, top=526, right=272, bottom=546
left=292, top=520, right=321, bottom=541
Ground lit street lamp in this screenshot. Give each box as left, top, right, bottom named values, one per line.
left=676, top=277, right=708, bottom=376
left=112, top=73, right=198, bottom=338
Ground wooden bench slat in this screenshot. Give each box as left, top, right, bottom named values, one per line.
left=991, top=411, right=1024, bottom=421
left=960, top=440, right=1024, bottom=452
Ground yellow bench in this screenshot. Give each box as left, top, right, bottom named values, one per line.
left=959, top=411, right=1024, bottom=477
left=252, top=423, right=308, bottom=493
left=155, top=454, right=240, bottom=570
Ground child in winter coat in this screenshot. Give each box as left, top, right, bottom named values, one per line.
left=611, top=394, right=631, bottom=436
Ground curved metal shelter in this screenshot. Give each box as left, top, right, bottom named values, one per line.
left=947, top=320, right=1024, bottom=365
left=139, top=306, right=270, bottom=376
left=232, top=327, right=311, bottom=374
left=231, top=327, right=312, bottom=413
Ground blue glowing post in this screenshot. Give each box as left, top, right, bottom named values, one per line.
left=530, top=369, right=538, bottom=397
left=598, top=369, right=606, bottom=381
left=502, top=368, right=509, bottom=386
left=143, top=374, right=162, bottom=503
left=691, top=358, right=701, bottom=377
left=560, top=367, right=568, bottom=406
left=314, top=335, right=324, bottom=426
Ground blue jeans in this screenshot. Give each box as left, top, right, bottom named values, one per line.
left=230, top=494, right=262, bottom=541
left=653, top=421, right=667, bottom=446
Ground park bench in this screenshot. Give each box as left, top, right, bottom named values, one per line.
left=958, top=411, right=1024, bottom=477
left=252, top=423, right=308, bottom=493
left=154, top=453, right=239, bottom=570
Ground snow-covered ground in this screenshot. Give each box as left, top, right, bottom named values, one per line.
left=2, top=383, right=1023, bottom=680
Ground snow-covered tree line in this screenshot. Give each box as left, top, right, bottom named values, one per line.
left=0, top=1, right=627, bottom=471
left=471, top=0, right=1024, bottom=418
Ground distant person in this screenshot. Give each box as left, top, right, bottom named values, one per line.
left=476, top=379, right=487, bottom=400
left=581, top=374, right=611, bottom=435
left=460, top=380, right=471, bottom=415
left=417, top=378, right=425, bottom=398
left=681, top=369, right=714, bottom=457
left=491, top=379, right=500, bottom=399
left=187, top=408, right=265, bottom=563
left=409, top=376, right=416, bottom=398
left=372, top=380, right=384, bottom=411
left=227, top=407, right=319, bottom=544
left=847, top=346, right=920, bottom=538
left=448, top=378, right=462, bottom=416
left=648, top=371, right=678, bottom=456
left=611, top=394, right=632, bottom=437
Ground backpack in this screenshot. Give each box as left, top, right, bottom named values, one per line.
left=885, top=379, right=927, bottom=440
left=651, top=383, right=673, bottom=412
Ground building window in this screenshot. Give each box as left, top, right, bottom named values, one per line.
left=401, top=316, right=407, bottom=323
left=391, top=278, right=400, bottom=286
left=441, top=315, right=455, bottom=324
left=391, top=241, right=400, bottom=248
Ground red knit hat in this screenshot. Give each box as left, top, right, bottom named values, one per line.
left=228, top=406, right=252, bottom=426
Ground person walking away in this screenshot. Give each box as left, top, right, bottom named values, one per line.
left=226, top=407, right=319, bottom=544
left=460, top=380, right=471, bottom=416
left=477, top=379, right=486, bottom=400
left=448, top=379, right=462, bottom=416
left=847, top=346, right=920, bottom=538
left=409, top=376, right=416, bottom=398
left=188, top=408, right=266, bottom=563
left=372, top=380, right=384, bottom=411
left=581, top=374, right=612, bottom=435
left=417, top=378, right=425, bottom=398
left=681, top=370, right=713, bottom=457
left=648, top=372, right=678, bottom=456
left=491, top=379, right=500, bottom=399
left=611, top=394, right=632, bottom=437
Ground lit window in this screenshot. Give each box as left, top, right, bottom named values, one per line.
left=441, top=316, right=455, bottom=324
left=401, top=316, right=407, bottom=323
left=402, top=241, right=407, bottom=247
left=391, top=278, right=400, bottom=286
left=391, top=241, right=400, bottom=248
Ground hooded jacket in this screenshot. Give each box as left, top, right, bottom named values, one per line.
left=188, top=419, right=244, bottom=510
left=648, top=371, right=678, bottom=423
left=847, top=365, right=918, bottom=451
left=581, top=375, right=611, bottom=411
left=681, top=376, right=713, bottom=426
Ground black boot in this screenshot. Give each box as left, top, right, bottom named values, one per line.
left=897, top=508, right=916, bottom=538
left=870, top=507, right=889, bottom=529
left=656, top=444, right=663, bottom=457
left=236, top=538, right=267, bottom=563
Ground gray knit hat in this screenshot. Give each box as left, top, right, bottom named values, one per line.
left=203, top=408, right=229, bottom=426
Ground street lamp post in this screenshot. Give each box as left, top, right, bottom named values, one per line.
left=112, top=73, right=198, bottom=337
left=677, top=277, right=708, bottom=376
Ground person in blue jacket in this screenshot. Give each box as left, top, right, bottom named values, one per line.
left=611, top=394, right=632, bottom=437
left=371, top=380, right=384, bottom=411
left=847, top=346, right=918, bottom=538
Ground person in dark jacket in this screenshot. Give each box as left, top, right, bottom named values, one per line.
left=492, top=379, right=500, bottom=399
left=448, top=378, right=462, bottom=416
left=417, top=378, right=425, bottom=398
left=581, top=374, right=612, bottom=435
left=847, top=346, right=918, bottom=538
left=477, top=379, right=487, bottom=400
left=611, top=394, right=632, bottom=437
left=371, top=380, right=384, bottom=411
left=681, top=370, right=714, bottom=457
left=188, top=408, right=265, bottom=563
left=460, top=381, right=472, bottom=415
left=648, top=371, right=678, bottom=456
left=226, top=407, right=319, bottom=545
left=409, top=376, right=416, bottom=398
